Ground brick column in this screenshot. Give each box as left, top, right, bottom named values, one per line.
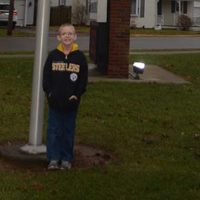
left=107, top=0, right=131, bottom=78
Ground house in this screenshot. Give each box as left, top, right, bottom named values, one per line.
left=9, top=0, right=71, bottom=26
left=0, top=0, right=34, bottom=26
left=12, top=0, right=200, bottom=29
left=12, top=0, right=35, bottom=26
left=13, top=0, right=86, bottom=26
left=131, top=0, right=200, bottom=29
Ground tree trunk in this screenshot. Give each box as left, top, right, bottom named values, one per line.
left=7, top=0, right=14, bottom=36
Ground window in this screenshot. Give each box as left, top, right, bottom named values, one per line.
left=171, top=0, right=175, bottom=13
left=171, top=0, right=179, bottom=13
left=131, top=0, right=145, bottom=17
left=157, top=0, right=162, bottom=15
left=0, top=4, right=10, bottom=10
left=131, top=0, right=137, bottom=15
left=182, top=1, right=187, bottom=14
left=140, top=0, right=145, bottom=17
left=171, top=0, right=187, bottom=14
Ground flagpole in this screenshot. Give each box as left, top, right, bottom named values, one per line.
left=21, top=0, right=50, bottom=154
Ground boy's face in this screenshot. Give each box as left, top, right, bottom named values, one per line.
left=57, top=25, right=77, bottom=47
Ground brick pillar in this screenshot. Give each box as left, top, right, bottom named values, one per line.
left=107, top=0, right=131, bottom=78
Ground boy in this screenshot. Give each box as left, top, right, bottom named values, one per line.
left=43, top=24, right=88, bottom=170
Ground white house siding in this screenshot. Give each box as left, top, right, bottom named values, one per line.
left=0, top=0, right=26, bottom=26
left=14, top=0, right=72, bottom=26
left=193, top=1, right=200, bottom=26
left=161, top=0, right=195, bottom=27
left=15, top=0, right=25, bottom=26
left=12, top=0, right=200, bottom=28
left=25, top=0, right=34, bottom=25
left=15, top=0, right=34, bottom=26
left=131, top=0, right=200, bottom=29
left=143, top=0, right=157, bottom=28
left=186, top=2, right=194, bottom=19
left=162, top=1, right=174, bottom=26
left=131, top=0, right=156, bottom=28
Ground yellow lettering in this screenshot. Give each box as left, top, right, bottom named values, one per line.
left=67, top=63, right=80, bottom=72
left=52, top=63, right=56, bottom=71
left=65, top=63, right=68, bottom=70
left=52, top=62, right=80, bottom=72
left=74, top=65, right=80, bottom=73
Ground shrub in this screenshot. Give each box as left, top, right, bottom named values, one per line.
left=177, top=15, right=192, bottom=31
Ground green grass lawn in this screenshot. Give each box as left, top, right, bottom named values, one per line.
left=0, top=25, right=90, bottom=37
left=0, top=26, right=200, bottom=37
left=0, top=27, right=34, bottom=37
left=1, top=54, right=200, bottom=199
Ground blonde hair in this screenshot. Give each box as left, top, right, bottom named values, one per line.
left=57, top=23, right=76, bottom=35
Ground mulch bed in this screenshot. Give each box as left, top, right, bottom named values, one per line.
left=0, top=140, right=113, bottom=172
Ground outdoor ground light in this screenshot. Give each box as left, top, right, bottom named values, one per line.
left=132, top=62, right=145, bottom=80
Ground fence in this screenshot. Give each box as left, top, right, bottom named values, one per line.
left=50, top=6, right=71, bottom=26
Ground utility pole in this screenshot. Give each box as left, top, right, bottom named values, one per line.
left=21, top=0, right=50, bottom=154
left=7, top=0, right=14, bottom=36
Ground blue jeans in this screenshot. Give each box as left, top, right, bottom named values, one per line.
left=46, top=108, right=77, bottom=162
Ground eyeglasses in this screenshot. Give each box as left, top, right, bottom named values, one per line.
left=61, top=32, right=75, bottom=36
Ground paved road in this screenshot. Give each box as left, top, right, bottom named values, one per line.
left=0, top=35, right=200, bottom=52
left=132, top=36, right=200, bottom=50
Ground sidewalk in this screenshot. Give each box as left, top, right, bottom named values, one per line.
left=88, top=64, right=189, bottom=84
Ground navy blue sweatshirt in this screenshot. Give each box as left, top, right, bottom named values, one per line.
left=43, top=43, right=88, bottom=112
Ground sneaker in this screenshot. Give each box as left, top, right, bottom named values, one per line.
left=60, top=161, right=72, bottom=170
left=48, top=160, right=59, bottom=170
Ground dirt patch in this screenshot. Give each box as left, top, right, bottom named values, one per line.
left=0, top=141, right=114, bottom=172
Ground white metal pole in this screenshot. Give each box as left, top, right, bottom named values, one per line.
left=155, top=0, right=159, bottom=27
left=178, top=0, right=181, bottom=15
left=21, top=0, right=50, bottom=154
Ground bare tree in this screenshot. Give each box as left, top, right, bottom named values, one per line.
left=72, top=0, right=87, bottom=25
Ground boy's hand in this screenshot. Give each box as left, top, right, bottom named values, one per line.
left=69, top=95, right=78, bottom=101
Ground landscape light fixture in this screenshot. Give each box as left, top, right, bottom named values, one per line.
left=132, top=62, right=145, bottom=80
